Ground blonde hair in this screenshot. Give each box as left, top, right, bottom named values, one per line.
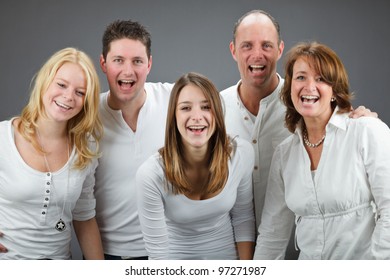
left=159, top=72, right=232, bottom=195
left=18, top=47, right=103, bottom=169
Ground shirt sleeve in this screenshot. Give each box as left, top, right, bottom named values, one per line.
left=359, top=118, right=390, bottom=259
left=72, top=157, right=98, bottom=221
left=254, top=145, right=295, bottom=260
left=230, top=138, right=256, bottom=243
left=136, top=156, right=169, bottom=260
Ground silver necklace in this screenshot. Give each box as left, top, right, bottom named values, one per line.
left=37, top=130, right=70, bottom=232
left=303, top=129, right=326, bottom=148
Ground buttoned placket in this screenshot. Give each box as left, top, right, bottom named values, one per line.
left=40, top=172, right=52, bottom=224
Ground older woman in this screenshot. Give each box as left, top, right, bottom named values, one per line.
left=254, top=42, right=390, bottom=259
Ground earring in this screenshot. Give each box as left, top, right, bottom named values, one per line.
left=331, top=97, right=336, bottom=102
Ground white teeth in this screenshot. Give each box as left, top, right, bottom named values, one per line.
left=250, top=65, right=265, bottom=69
left=55, top=101, right=71, bottom=109
left=188, top=126, right=205, bottom=129
left=301, top=95, right=319, bottom=100
left=120, top=80, right=134, bottom=84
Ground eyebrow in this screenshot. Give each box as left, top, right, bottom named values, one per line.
left=177, top=99, right=209, bottom=105
left=56, top=78, right=86, bottom=90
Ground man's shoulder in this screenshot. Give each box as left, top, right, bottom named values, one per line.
left=145, top=82, right=174, bottom=94
left=220, top=83, right=238, bottom=97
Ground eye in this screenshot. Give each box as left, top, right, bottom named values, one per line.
left=113, top=58, right=123, bottom=63
left=179, top=106, right=191, bottom=111
left=294, top=75, right=305, bottom=81
left=75, top=90, right=85, bottom=97
left=241, top=42, right=251, bottom=50
left=57, top=82, right=66, bottom=88
left=134, top=59, right=143, bottom=65
left=201, top=105, right=211, bottom=111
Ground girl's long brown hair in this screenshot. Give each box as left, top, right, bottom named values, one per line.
left=159, top=72, right=232, bottom=195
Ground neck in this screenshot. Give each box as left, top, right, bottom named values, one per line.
left=239, top=74, right=279, bottom=115
left=303, top=120, right=326, bottom=146
left=182, top=145, right=209, bottom=169
left=35, top=118, right=68, bottom=140
left=107, top=89, right=146, bottom=131
left=107, top=89, right=146, bottom=112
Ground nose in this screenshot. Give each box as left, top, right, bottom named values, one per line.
left=191, top=107, right=203, bottom=121
left=63, top=88, right=74, bottom=101
left=304, top=79, right=317, bottom=93
left=123, top=62, right=135, bottom=75
left=252, top=44, right=264, bottom=59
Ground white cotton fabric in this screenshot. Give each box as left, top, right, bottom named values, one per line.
left=136, top=137, right=256, bottom=259
left=254, top=110, right=390, bottom=259
left=0, top=120, right=97, bottom=259
left=221, top=75, right=291, bottom=228
left=94, top=83, right=173, bottom=257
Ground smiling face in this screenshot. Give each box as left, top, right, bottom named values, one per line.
left=230, top=13, right=283, bottom=90
left=291, top=57, right=334, bottom=122
left=175, top=84, right=215, bottom=151
left=100, top=38, right=152, bottom=109
left=42, top=62, right=86, bottom=123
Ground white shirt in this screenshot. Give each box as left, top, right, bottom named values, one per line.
left=94, top=82, right=173, bottom=257
left=136, top=137, right=256, bottom=260
left=221, top=75, right=291, bottom=228
left=254, top=110, right=390, bottom=259
left=0, top=120, right=97, bottom=259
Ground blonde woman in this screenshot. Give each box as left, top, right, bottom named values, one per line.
left=136, top=72, right=255, bottom=259
left=0, top=47, right=104, bottom=259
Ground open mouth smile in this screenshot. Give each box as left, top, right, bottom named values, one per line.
left=55, top=101, right=72, bottom=110
left=301, top=95, right=319, bottom=104
left=249, top=64, right=266, bottom=72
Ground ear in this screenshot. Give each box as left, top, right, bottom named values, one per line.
left=147, top=55, right=153, bottom=75
left=277, top=40, right=285, bottom=61
left=229, top=41, right=237, bottom=62
left=99, top=54, right=107, bottom=73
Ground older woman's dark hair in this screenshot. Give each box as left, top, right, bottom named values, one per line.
left=280, top=41, right=353, bottom=133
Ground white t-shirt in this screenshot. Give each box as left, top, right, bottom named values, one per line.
left=136, top=137, right=256, bottom=259
left=254, top=110, right=390, bottom=259
left=94, top=82, right=173, bottom=257
left=0, top=120, right=97, bottom=259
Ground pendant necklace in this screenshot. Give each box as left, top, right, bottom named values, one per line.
left=37, top=130, right=70, bottom=232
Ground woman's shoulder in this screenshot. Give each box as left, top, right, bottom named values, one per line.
left=346, top=114, right=390, bottom=134
left=137, top=152, right=164, bottom=176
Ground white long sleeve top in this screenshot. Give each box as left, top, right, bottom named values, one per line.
left=136, top=137, right=256, bottom=260
left=254, top=110, right=390, bottom=259
left=0, top=120, right=97, bottom=259
left=221, top=75, right=291, bottom=229
left=94, top=83, right=173, bottom=257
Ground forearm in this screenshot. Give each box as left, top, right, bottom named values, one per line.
left=236, top=241, right=255, bottom=260
left=0, top=231, right=7, bottom=253
left=73, top=218, right=104, bottom=260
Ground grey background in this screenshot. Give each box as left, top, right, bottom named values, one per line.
left=1, top=0, right=389, bottom=259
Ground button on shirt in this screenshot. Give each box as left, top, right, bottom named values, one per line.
left=0, top=120, right=97, bottom=259
left=221, top=75, right=291, bottom=228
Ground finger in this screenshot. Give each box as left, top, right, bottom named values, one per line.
left=0, top=245, right=8, bottom=253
